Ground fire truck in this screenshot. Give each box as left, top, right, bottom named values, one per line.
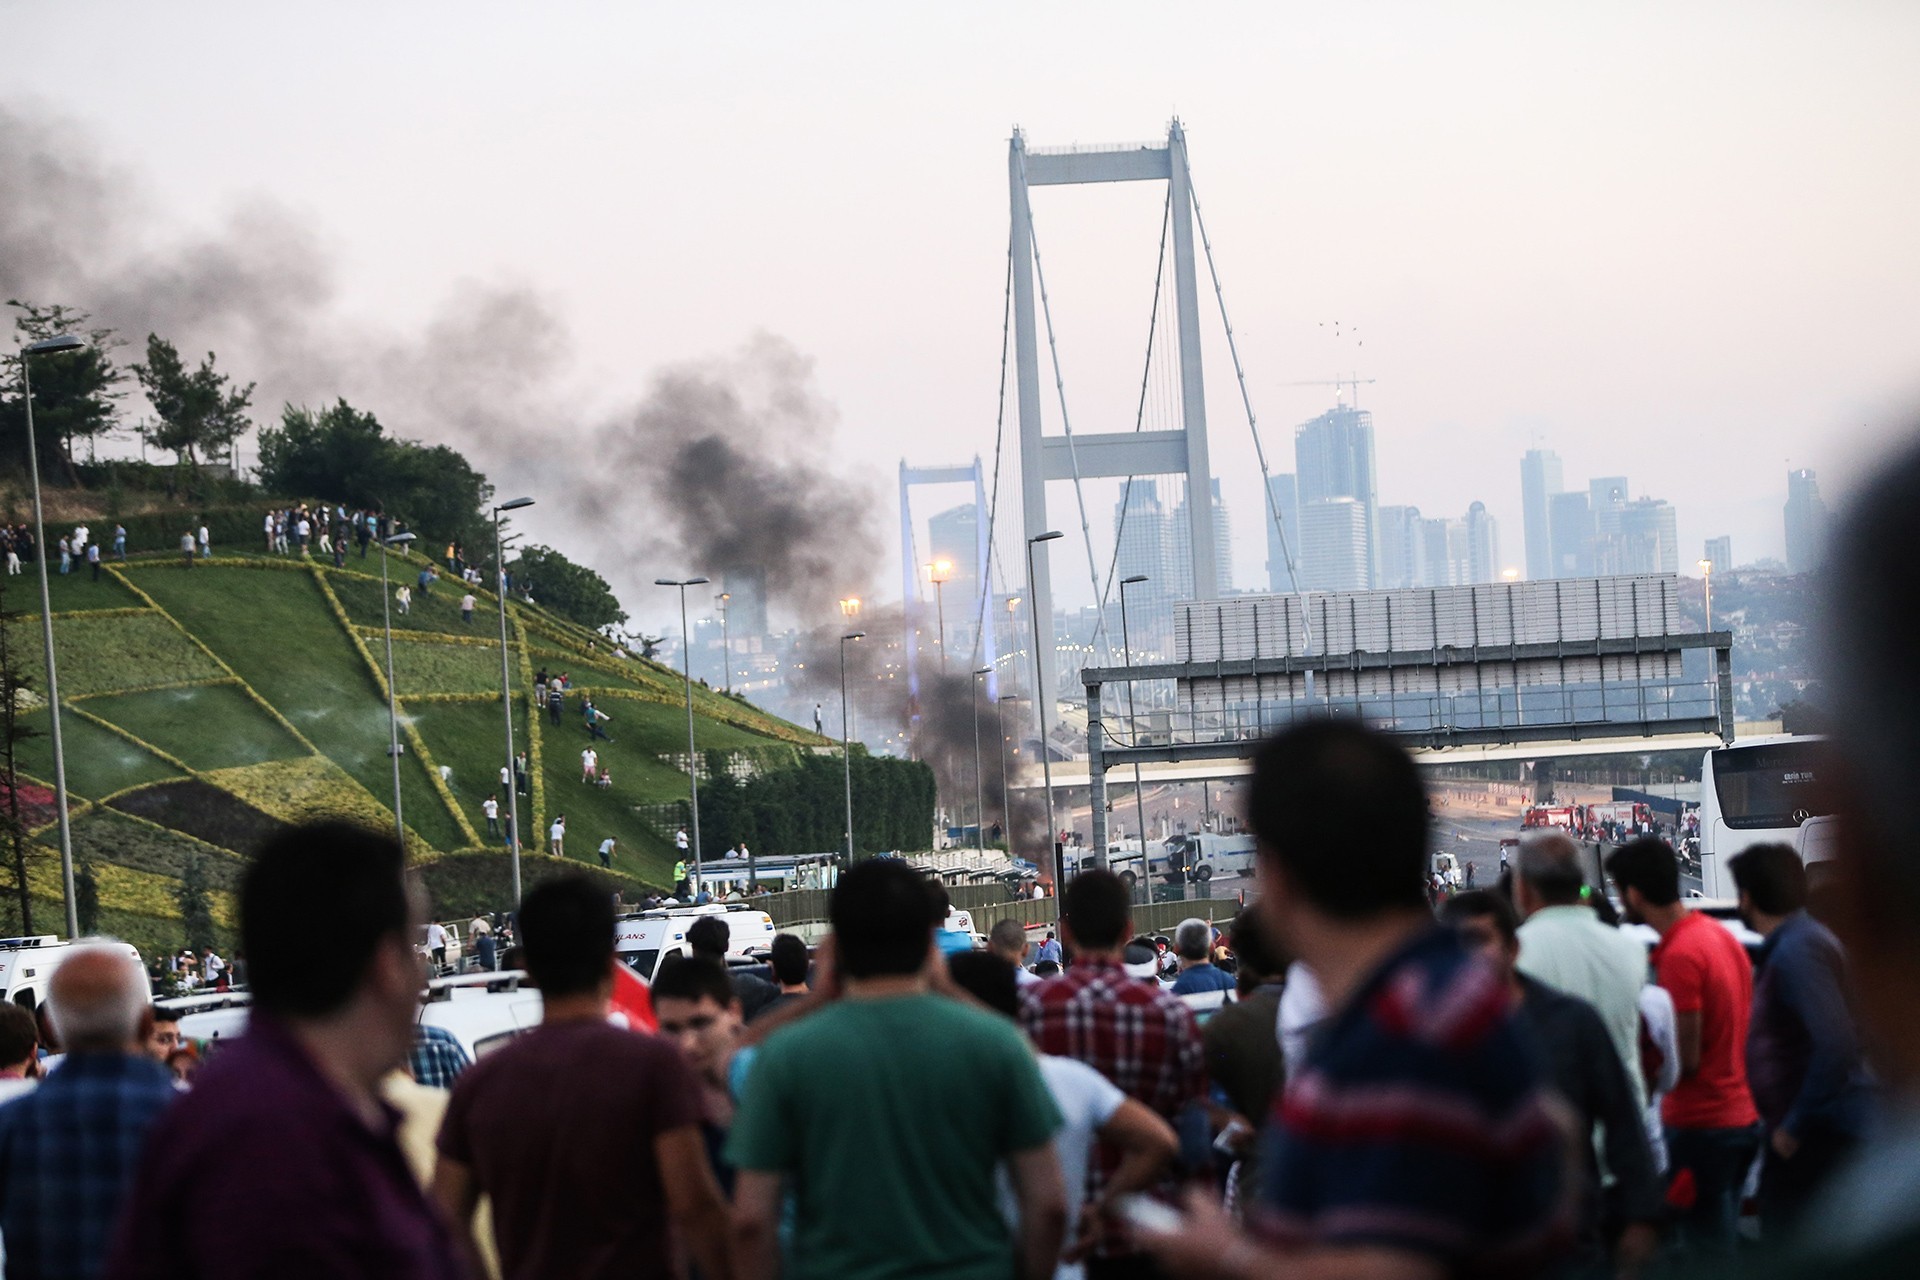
left=1522, top=805, right=1579, bottom=831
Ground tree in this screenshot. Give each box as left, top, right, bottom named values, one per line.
left=75, top=861, right=100, bottom=935
left=176, top=852, right=216, bottom=952
left=131, top=334, right=255, bottom=470
left=509, top=545, right=627, bottom=629
left=0, top=572, right=41, bottom=934
left=0, top=300, right=125, bottom=482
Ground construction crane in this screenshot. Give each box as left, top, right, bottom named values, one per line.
left=1282, top=373, right=1376, bottom=406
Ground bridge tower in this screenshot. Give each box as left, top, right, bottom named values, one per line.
left=1010, top=120, right=1218, bottom=722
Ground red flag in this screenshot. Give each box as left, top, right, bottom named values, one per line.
left=609, top=959, right=657, bottom=1033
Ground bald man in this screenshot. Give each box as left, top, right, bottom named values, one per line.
left=0, top=943, right=175, bottom=1280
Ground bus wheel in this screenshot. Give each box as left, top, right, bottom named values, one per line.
left=1193, top=865, right=1213, bottom=883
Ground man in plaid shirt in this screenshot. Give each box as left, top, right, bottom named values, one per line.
left=1020, top=869, right=1205, bottom=1280
left=0, top=945, right=178, bottom=1280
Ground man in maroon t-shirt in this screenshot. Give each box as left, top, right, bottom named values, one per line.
left=433, top=876, right=732, bottom=1280
left=1608, top=838, right=1760, bottom=1258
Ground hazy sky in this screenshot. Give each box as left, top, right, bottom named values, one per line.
left=8, top=1, right=1918, bottom=631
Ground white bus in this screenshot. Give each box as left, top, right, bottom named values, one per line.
left=1698, top=735, right=1835, bottom=899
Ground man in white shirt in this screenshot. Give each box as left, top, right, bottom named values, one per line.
left=424, top=922, right=450, bottom=970
left=197, top=524, right=210, bottom=558
left=581, top=747, right=598, bottom=783
left=549, top=816, right=565, bottom=857
left=598, top=837, right=616, bottom=869
left=201, top=950, right=226, bottom=987
left=1512, top=832, right=1650, bottom=1112
left=481, top=795, right=500, bottom=840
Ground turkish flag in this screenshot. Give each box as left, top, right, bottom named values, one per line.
left=608, top=959, right=658, bottom=1033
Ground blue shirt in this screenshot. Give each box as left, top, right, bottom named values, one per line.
left=408, top=1025, right=471, bottom=1091
left=1748, top=910, right=1874, bottom=1139
left=0, top=1052, right=177, bottom=1280
left=1035, top=939, right=1062, bottom=965
left=1259, top=926, right=1570, bottom=1271
left=1170, top=963, right=1236, bottom=996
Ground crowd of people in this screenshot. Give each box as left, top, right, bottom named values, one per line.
left=5, top=446, right=1920, bottom=1280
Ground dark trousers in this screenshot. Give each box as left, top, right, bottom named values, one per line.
left=1759, top=1128, right=1856, bottom=1237
left=1666, top=1124, right=1762, bottom=1257
left=516, top=772, right=528, bottom=795
left=485, top=816, right=500, bottom=838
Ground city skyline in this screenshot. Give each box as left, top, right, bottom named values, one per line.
left=7, top=4, right=1915, bottom=632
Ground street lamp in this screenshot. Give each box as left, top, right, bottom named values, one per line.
left=378, top=530, right=417, bottom=850
left=717, top=592, right=732, bottom=694
left=492, top=497, right=533, bottom=904
left=972, top=666, right=992, bottom=853
left=1697, top=558, right=1715, bottom=631
left=1025, top=532, right=1063, bottom=881
left=1118, top=573, right=1151, bottom=877
left=840, top=631, right=866, bottom=864
left=19, top=333, right=87, bottom=938
left=927, top=559, right=953, bottom=675
left=656, top=577, right=710, bottom=888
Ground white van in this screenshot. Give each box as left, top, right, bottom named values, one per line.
left=0, top=937, right=143, bottom=1013
left=614, top=904, right=777, bottom=981
left=1159, top=834, right=1257, bottom=883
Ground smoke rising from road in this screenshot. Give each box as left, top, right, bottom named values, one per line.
left=0, top=103, right=879, bottom=624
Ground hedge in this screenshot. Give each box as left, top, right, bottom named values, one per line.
left=413, top=850, right=659, bottom=919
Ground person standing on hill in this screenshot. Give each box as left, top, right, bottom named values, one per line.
left=549, top=815, right=566, bottom=858
left=598, top=837, right=615, bottom=869
left=197, top=523, right=209, bottom=559
left=460, top=592, right=475, bottom=625
left=515, top=752, right=529, bottom=796
left=178, top=531, right=194, bottom=569
left=396, top=585, right=411, bottom=616
left=547, top=684, right=564, bottom=726
left=113, top=524, right=126, bottom=560
left=581, top=747, right=598, bottom=784
left=87, top=541, right=102, bottom=581
left=482, top=795, right=500, bottom=840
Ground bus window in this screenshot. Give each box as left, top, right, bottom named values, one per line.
left=11, top=990, right=32, bottom=1013
left=1713, top=743, right=1827, bottom=830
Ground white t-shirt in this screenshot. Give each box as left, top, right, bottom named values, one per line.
left=998, top=1054, right=1125, bottom=1280
left=1277, top=962, right=1327, bottom=1082
left=425, top=923, right=448, bottom=950
left=676, top=832, right=689, bottom=851
left=204, top=954, right=226, bottom=983
left=461, top=594, right=476, bottom=611
left=482, top=799, right=499, bottom=819
left=599, top=839, right=616, bottom=857
left=550, top=822, right=565, bottom=841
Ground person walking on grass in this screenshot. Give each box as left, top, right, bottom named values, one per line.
left=178, top=531, right=194, bottom=569
left=482, top=795, right=500, bottom=840
left=581, top=746, right=598, bottom=784
left=598, top=836, right=615, bottom=869
left=549, top=815, right=565, bottom=857
left=87, top=541, right=102, bottom=581
left=396, top=584, right=411, bottom=616
left=197, top=523, right=209, bottom=559
left=460, top=592, right=475, bottom=625
left=113, top=524, right=126, bottom=561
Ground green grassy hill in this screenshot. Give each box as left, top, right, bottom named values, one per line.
left=3, top=548, right=828, bottom=954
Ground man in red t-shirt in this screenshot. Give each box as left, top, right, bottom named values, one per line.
left=1607, top=838, right=1760, bottom=1258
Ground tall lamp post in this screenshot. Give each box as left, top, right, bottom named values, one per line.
left=656, top=577, right=710, bottom=890
left=1025, top=532, right=1064, bottom=881
left=1118, top=573, right=1151, bottom=872
left=1697, top=558, right=1715, bottom=631
left=927, top=559, right=953, bottom=675
left=378, top=530, right=418, bottom=849
left=840, top=631, right=866, bottom=864
left=971, top=666, right=993, bottom=852
left=493, top=497, right=534, bottom=904
left=19, top=333, right=86, bottom=938
left=717, top=592, right=732, bottom=694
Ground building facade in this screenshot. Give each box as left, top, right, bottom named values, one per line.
left=1520, top=448, right=1562, bottom=581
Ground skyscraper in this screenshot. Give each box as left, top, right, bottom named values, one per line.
left=1784, top=469, right=1828, bottom=573
left=1264, top=473, right=1302, bottom=593
left=1618, top=497, right=1679, bottom=574
left=1300, top=498, right=1370, bottom=592
left=1548, top=491, right=1595, bottom=578
left=1519, top=449, right=1562, bottom=581
left=1704, top=536, right=1733, bottom=576
left=926, top=502, right=981, bottom=654
left=1114, top=479, right=1171, bottom=618
left=1376, top=505, right=1425, bottom=588
left=1170, top=478, right=1231, bottom=599
left=1295, top=406, right=1378, bottom=588
left=1421, top=517, right=1468, bottom=587
left=1464, top=501, right=1500, bottom=583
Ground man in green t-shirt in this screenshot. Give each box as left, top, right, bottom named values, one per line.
left=728, top=860, right=1067, bottom=1280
